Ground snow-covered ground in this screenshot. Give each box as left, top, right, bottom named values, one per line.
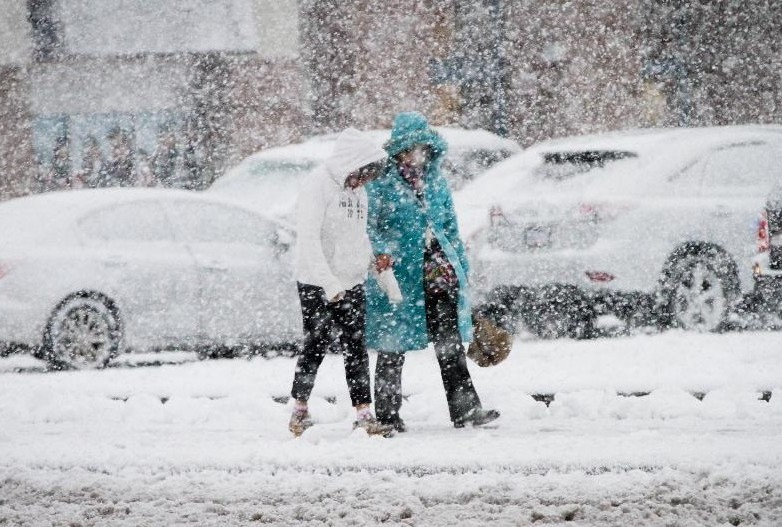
left=2, top=330, right=782, bottom=526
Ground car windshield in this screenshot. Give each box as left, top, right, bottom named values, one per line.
left=246, top=160, right=318, bottom=180
left=211, top=159, right=318, bottom=192
left=444, top=148, right=516, bottom=189
left=533, top=150, right=637, bottom=181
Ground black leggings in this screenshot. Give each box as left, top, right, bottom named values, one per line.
left=291, top=283, right=371, bottom=407
left=375, top=288, right=481, bottom=425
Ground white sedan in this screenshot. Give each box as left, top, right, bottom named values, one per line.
left=0, top=188, right=301, bottom=369
left=457, top=125, right=782, bottom=338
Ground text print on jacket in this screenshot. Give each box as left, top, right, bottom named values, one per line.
left=294, top=128, right=386, bottom=300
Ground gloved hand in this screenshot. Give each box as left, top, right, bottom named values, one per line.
left=375, top=254, right=393, bottom=273
left=377, top=269, right=403, bottom=304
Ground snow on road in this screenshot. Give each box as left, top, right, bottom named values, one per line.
left=1, top=330, right=781, bottom=526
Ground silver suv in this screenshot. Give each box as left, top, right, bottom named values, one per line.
left=457, top=125, right=782, bottom=338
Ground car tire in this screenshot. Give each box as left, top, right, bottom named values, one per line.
left=523, top=284, right=596, bottom=339
left=197, top=345, right=239, bottom=360
left=42, top=294, right=122, bottom=370
left=661, top=251, right=739, bottom=332
left=475, top=285, right=529, bottom=335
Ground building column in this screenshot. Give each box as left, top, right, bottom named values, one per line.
left=0, top=66, right=35, bottom=199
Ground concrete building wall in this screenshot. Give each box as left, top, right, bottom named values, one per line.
left=28, top=58, right=189, bottom=116
left=299, top=0, right=460, bottom=132
left=502, top=0, right=649, bottom=146
left=0, top=1, right=34, bottom=196
left=302, top=0, right=782, bottom=146
left=0, top=1, right=32, bottom=65
left=0, top=0, right=308, bottom=199
left=226, top=56, right=308, bottom=163
left=3, top=0, right=780, bottom=199
left=253, top=0, right=299, bottom=59
left=0, top=68, right=36, bottom=197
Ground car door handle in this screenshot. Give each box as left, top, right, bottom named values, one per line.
left=204, top=262, right=229, bottom=272
left=104, top=257, right=127, bottom=268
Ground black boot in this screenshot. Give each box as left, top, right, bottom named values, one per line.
left=453, top=408, right=500, bottom=428
left=388, top=417, right=407, bottom=433
left=374, top=351, right=405, bottom=425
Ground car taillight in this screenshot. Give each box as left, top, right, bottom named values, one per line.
left=758, top=211, right=770, bottom=253
left=586, top=271, right=615, bottom=283
left=0, top=263, right=9, bottom=280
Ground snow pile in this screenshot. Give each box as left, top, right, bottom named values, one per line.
left=1, top=330, right=781, bottom=525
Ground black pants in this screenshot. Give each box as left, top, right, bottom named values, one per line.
left=375, top=288, right=482, bottom=425
left=291, top=283, right=372, bottom=407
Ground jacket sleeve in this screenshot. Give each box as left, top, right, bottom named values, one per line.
left=441, top=184, right=470, bottom=277
left=366, top=181, right=393, bottom=256
left=296, top=179, right=344, bottom=300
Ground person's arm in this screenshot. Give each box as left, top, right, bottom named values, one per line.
left=366, top=181, right=395, bottom=272
left=296, top=178, right=344, bottom=301
left=440, top=184, right=470, bottom=277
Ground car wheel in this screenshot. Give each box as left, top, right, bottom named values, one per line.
left=663, top=253, right=738, bottom=332
left=474, top=285, right=529, bottom=335
left=43, top=294, right=122, bottom=370
left=523, top=284, right=595, bottom=339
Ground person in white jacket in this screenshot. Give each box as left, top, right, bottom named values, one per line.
left=288, top=128, right=394, bottom=437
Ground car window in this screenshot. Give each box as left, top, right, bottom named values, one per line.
left=465, top=148, right=515, bottom=172
left=444, top=149, right=515, bottom=189
left=700, top=142, right=781, bottom=191
left=533, top=150, right=637, bottom=181
left=80, top=201, right=174, bottom=242
left=166, top=201, right=275, bottom=246
left=439, top=158, right=467, bottom=188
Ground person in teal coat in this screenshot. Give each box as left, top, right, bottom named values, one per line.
left=365, top=111, right=500, bottom=430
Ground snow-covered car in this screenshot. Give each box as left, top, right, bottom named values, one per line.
left=207, top=127, right=520, bottom=221
left=752, top=183, right=782, bottom=315
left=0, top=188, right=301, bottom=369
left=456, top=125, right=782, bottom=338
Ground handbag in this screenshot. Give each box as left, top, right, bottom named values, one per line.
left=423, top=239, right=458, bottom=296
left=466, top=316, right=512, bottom=367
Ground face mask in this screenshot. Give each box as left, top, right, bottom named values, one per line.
left=407, top=145, right=429, bottom=168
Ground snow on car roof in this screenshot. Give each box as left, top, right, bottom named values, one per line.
left=461, top=124, right=782, bottom=203
left=0, top=188, right=275, bottom=245
left=210, top=127, right=522, bottom=213
left=243, top=126, right=520, bottom=164
left=455, top=125, right=782, bottom=237
left=530, top=124, right=782, bottom=155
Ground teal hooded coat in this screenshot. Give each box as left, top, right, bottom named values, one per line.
left=365, top=112, right=473, bottom=352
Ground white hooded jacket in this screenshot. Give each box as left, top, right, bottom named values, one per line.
left=294, top=128, right=386, bottom=300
